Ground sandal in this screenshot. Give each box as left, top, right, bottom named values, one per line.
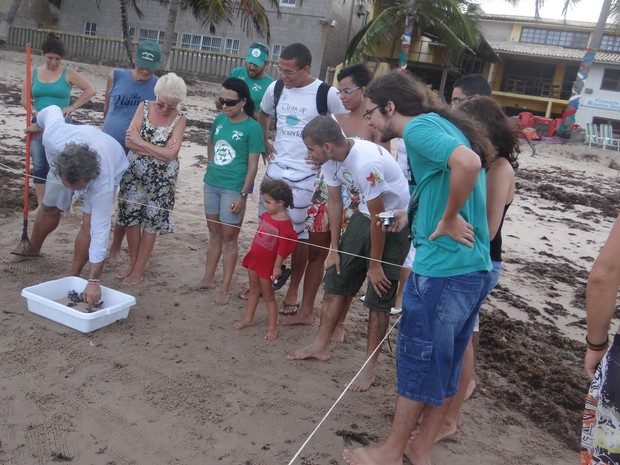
left=271, top=265, right=291, bottom=290
left=279, top=300, right=300, bottom=316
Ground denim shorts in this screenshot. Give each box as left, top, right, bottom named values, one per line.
left=203, top=184, right=242, bottom=225
left=396, top=271, right=490, bottom=406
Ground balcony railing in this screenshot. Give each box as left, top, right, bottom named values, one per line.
left=7, top=26, right=278, bottom=80
left=497, top=74, right=572, bottom=100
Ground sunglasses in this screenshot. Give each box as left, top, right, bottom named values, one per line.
left=337, top=86, right=362, bottom=96
left=219, top=97, right=243, bottom=107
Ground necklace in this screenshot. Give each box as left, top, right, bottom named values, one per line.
left=333, top=139, right=352, bottom=181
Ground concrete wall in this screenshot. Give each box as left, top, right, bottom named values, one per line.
left=56, top=0, right=364, bottom=81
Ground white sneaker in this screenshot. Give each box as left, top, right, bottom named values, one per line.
left=390, top=307, right=402, bottom=316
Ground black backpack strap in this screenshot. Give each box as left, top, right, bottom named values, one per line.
left=273, top=79, right=284, bottom=110
left=316, top=82, right=330, bottom=115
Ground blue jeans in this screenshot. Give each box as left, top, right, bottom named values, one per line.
left=30, top=136, right=48, bottom=184
left=396, top=271, right=490, bottom=406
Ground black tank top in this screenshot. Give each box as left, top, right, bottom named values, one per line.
left=490, top=202, right=511, bottom=262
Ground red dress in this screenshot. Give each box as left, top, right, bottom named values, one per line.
left=242, top=212, right=298, bottom=280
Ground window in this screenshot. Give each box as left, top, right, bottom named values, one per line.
left=201, top=36, right=222, bottom=52
left=128, top=27, right=136, bottom=40
left=139, top=28, right=165, bottom=45
left=271, top=44, right=286, bottom=62
left=224, top=38, right=240, bottom=55
left=280, top=0, right=296, bottom=6
left=84, top=21, right=97, bottom=36
left=601, top=35, right=620, bottom=52
left=601, top=68, right=620, bottom=92
left=180, top=34, right=221, bottom=51
left=520, top=27, right=588, bottom=49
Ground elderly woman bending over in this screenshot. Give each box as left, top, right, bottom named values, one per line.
left=116, top=73, right=187, bottom=285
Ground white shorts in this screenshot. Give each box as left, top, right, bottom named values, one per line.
left=261, top=164, right=317, bottom=240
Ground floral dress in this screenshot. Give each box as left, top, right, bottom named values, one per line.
left=117, top=101, right=181, bottom=234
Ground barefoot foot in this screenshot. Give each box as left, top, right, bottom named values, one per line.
left=123, top=273, right=144, bottom=286
left=330, top=322, right=345, bottom=344
left=264, top=327, right=278, bottom=340
left=278, top=312, right=314, bottom=326
left=287, top=343, right=331, bottom=361
left=348, top=363, right=377, bottom=392
left=213, top=289, right=231, bottom=305
left=233, top=319, right=254, bottom=330
left=191, top=279, right=214, bottom=291
left=107, top=251, right=124, bottom=266
left=116, top=266, right=133, bottom=280
left=343, top=446, right=402, bottom=465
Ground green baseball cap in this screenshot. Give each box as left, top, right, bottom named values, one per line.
left=246, top=42, right=269, bottom=67
left=136, top=40, right=161, bottom=71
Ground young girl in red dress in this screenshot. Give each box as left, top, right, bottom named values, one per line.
left=233, top=180, right=297, bottom=340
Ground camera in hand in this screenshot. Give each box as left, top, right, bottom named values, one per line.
left=379, top=211, right=395, bottom=227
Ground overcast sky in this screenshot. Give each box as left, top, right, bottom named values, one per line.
left=477, top=0, right=604, bottom=23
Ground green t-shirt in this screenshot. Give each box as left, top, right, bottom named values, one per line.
left=404, top=113, right=491, bottom=277
left=229, top=67, right=273, bottom=112
left=204, top=113, right=265, bottom=191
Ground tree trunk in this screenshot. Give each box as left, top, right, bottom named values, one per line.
left=0, top=0, right=22, bottom=45
left=559, top=0, right=612, bottom=135
left=120, top=0, right=135, bottom=65
left=161, top=0, right=180, bottom=72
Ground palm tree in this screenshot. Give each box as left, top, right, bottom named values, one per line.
left=113, top=0, right=286, bottom=71
left=345, top=0, right=485, bottom=67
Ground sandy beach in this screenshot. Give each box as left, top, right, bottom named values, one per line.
left=1, top=47, right=619, bottom=465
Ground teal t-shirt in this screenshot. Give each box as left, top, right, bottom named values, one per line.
left=204, top=113, right=265, bottom=191
left=229, top=67, right=273, bottom=111
left=404, top=113, right=491, bottom=277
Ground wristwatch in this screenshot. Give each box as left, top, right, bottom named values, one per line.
left=240, top=192, right=249, bottom=200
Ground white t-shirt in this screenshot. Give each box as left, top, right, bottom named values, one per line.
left=322, top=139, right=409, bottom=216
left=261, top=79, right=346, bottom=179
left=37, top=105, right=128, bottom=263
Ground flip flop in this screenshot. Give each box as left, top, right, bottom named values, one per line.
left=271, top=265, right=291, bottom=290
left=279, top=301, right=300, bottom=316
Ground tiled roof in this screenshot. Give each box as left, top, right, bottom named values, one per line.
left=488, top=40, right=620, bottom=64
left=480, top=13, right=617, bottom=31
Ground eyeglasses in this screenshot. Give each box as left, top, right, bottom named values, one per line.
left=337, top=86, right=361, bottom=96
left=362, top=104, right=382, bottom=121
left=219, top=97, right=243, bottom=107
left=451, top=95, right=474, bottom=105
left=277, top=66, right=301, bottom=78
left=155, top=99, right=178, bottom=111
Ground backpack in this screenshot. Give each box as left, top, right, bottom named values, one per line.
left=273, top=79, right=331, bottom=119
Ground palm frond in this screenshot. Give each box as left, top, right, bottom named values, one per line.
left=345, top=7, right=405, bottom=63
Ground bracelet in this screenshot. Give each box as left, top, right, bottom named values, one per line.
left=586, top=335, right=609, bottom=351
left=87, top=278, right=101, bottom=284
